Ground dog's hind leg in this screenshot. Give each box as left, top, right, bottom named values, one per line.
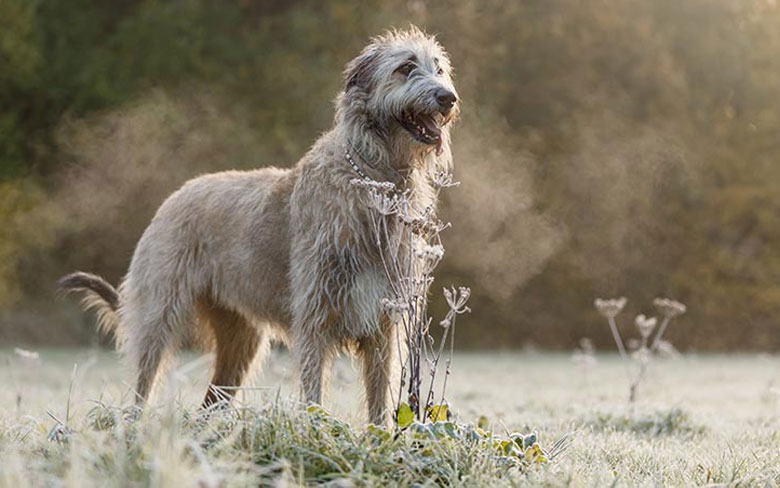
left=125, top=299, right=190, bottom=405
left=200, top=302, right=264, bottom=407
left=132, top=339, right=170, bottom=404
left=119, top=278, right=194, bottom=405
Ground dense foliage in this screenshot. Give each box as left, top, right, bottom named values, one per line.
left=2, top=0, right=779, bottom=349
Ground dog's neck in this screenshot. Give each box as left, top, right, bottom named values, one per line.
left=344, top=136, right=406, bottom=186
left=335, top=105, right=452, bottom=191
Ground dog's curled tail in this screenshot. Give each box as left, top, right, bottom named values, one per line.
left=58, top=271, right=120, bottom=336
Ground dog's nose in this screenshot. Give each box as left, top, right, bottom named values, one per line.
left=435, top=89, right=457, bottom=110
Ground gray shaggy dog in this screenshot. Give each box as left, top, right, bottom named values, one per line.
left=59, top=27, right=459, bottom=426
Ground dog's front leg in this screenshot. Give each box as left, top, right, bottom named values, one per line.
left=294, top=331, right=330, bottom=406
left=359, top=322, right=397, bottom=427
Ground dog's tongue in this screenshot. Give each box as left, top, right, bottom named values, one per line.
left=418, top=115, right=443, bottom=153
left=419, top=115, right=439, bottom=135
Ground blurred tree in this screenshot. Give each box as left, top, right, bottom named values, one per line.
left=1, top=0, right=779, bottom=349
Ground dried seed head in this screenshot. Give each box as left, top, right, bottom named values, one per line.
left=653, top=297, right=687, bottom=319
left=416, top=243, right=444, bottom=274
left=444, top=286, right=471, bottom=314
left=431, top=171, right=460, bottom=189
left=594, top=297, right=627, bottom=319
left=414, top=242, right=444, bottom=261
left=370, top=191, right=401, bottom=215
left=381, top=297, right=408, bottom=315
left=635, top=314, right=657, bottom=339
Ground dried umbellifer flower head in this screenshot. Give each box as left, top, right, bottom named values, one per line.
left=653, top=297, right=687, bottom=319
left=431, top=170, right=460, bottom=189
left=594, top=297, right=627, bottom=319
left=444, top=286, right=471, bottom=313
left=635, top=314, right=657, bottom=339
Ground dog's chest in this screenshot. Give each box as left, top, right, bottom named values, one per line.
left=322, top=218, right=402, bottom=337
left=323, top=260, right=385, bottom=338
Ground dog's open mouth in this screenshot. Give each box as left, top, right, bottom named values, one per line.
left=400, top=112, right=442, bottom=146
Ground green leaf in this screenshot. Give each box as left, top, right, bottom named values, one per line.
left=524, top=442, right=548, bottom=463
left=366, top=423, right=391, bottom=442
left=442, top=421, right=459, bottom=439
left=306, top=404, right=328, bottom=416
left=477, top=415, right=489, bottom=429
left=522, top=432, right=537, bottom=450
left=465, top=427, right=482, bottom=442
left=494, top=439, right=513, bottom=455
left=430, top=421, right=459, bottom=439
left=410, top=421, right=434, bottom=439
left=427, top=404, right=449, bottom=422
left=510, top=432, right=523, bottom=447
left=396, top=402, right=414, bottom=429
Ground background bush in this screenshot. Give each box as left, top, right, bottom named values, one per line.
left=1, top=0, right=779, bottom=349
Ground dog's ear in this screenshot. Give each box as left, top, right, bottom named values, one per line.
left=345, top=47, right=379, bottom=91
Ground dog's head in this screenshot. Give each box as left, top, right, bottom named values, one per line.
left=340, top=27, right=459, bottom=154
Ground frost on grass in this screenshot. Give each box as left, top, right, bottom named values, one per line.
left=579, top=407, right=705, bottom=438
left=4, top=352, right=780, bottom=487
left=0, top=401, right=555, bottom=487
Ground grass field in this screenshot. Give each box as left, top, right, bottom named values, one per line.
left=1, top=348, right=779, bottom=486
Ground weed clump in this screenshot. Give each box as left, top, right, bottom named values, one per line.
left=47, top=401, right=559, bottom=486
left=581, top=407, right=705, bottom=438
left=352, top=171, right=470, bottom=423
left=594, top=296, right=687, bottom=402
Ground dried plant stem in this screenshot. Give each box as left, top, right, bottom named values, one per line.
left=650, top=316, right=671, bottom=352
left=596, top=296, right=686, bottom=405
left=608, top=317, right=628, bottom=361
left=628, top=356, right=649, bottom=403
left=356, top=174, right=466, bottom=424
left=425, top=314, right=453, bottom=412
left=438, top=315, right=457, bottom=408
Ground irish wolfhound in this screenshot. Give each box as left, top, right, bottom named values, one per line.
left=59, top=27, right=459, bottom=426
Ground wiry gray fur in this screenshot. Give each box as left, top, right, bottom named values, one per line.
left=60, top=27, right=460, bottom=426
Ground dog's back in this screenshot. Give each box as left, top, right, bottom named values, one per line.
left=124, top=167, right=296, bottom=329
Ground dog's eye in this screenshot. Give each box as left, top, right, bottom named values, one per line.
left=396, top=62, right=415, bottom=77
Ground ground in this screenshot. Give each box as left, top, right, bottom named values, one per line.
left=1, top=348, right=779, bottom=486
